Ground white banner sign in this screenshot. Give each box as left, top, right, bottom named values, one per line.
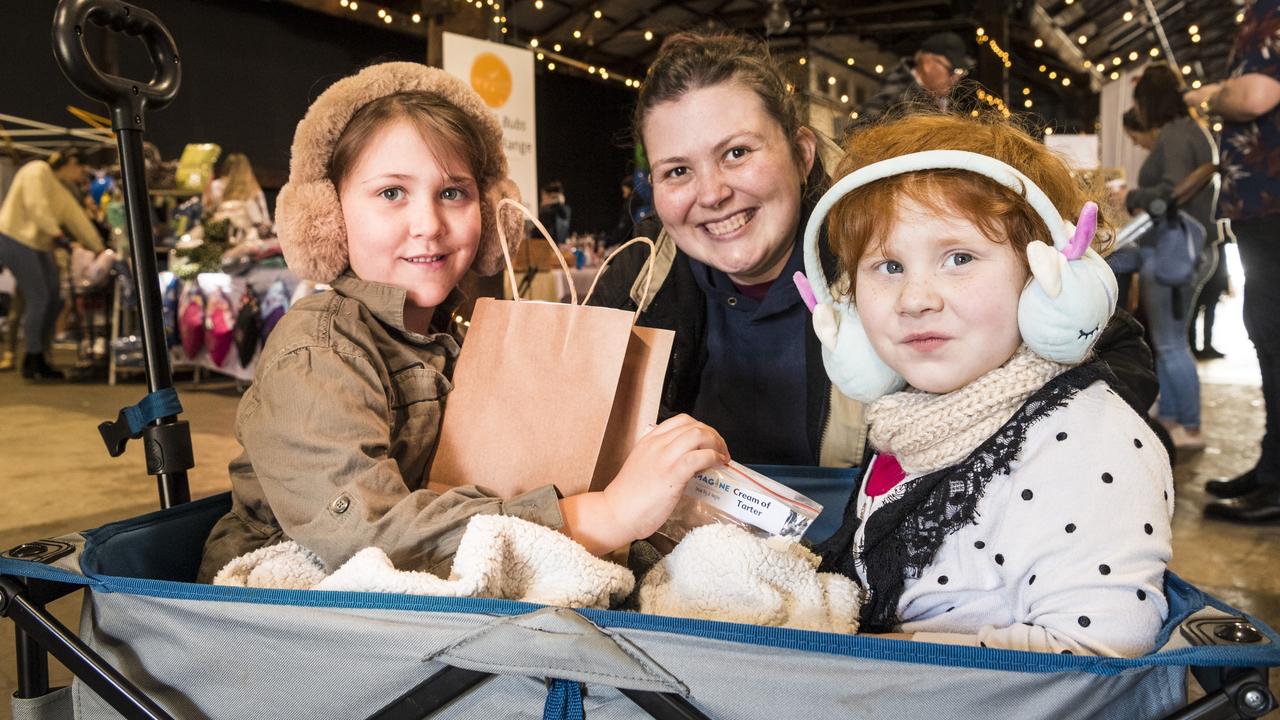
left=442, top=32, right=537, bottom=210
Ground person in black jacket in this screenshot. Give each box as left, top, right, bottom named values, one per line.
left=589, top=31, right=1159, bottom=470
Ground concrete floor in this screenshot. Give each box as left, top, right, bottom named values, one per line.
left=2, top=289, right=1279, bottom=719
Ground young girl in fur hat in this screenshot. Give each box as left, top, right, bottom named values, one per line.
left=811, top=114, right=1174, bottom=657
left=197, top=63, right=727, bottom=582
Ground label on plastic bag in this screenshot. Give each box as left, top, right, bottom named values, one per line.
left=652, top=463, right=823, bottom=551
left=684, top=471, right=796, bottom=536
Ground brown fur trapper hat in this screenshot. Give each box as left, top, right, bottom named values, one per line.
left=276, top=62, right=521, bottom=283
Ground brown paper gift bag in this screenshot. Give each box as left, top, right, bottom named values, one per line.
left=428, top=199, right=673, bottom=499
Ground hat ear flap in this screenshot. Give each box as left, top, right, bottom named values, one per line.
left=277, top=180, right=348, bottom=284
left=473, top=177, right=523, bottom=277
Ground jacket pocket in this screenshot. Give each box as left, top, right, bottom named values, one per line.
left=389, top=364, right=452, bottom=407
left=388, top=365, right=452, bottom=486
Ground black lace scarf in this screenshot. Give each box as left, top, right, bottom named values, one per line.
left=816, top=362, right=1115, bottom=632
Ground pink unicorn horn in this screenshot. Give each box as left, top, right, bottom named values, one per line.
left=1065, top=201, right=1098, bottom=261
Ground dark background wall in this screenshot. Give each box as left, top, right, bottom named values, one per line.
left=2, top=0, right=634, bottom=233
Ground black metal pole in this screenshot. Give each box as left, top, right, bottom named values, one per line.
left=1, top=576, right=175, bottom=720
left=15, top=627, right=50, bottom=699
left=115, top=128, right=189, bottom=508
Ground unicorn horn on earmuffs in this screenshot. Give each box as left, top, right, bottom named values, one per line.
left=793, top=150, right=1118, bottom=404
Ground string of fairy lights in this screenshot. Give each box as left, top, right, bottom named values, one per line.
left=335, top=0, right=1237, bottom=132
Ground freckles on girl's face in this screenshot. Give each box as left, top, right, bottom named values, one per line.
left=853, top=197, right=1028, bottom=394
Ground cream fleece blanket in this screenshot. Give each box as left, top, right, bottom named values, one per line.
left=214, top=514, right=634, bottom=609
left=215, top=516, right=861, bottom=632
left=638, top=524, right=862, bottom=633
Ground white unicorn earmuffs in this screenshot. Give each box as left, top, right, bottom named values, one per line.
left=795, top=149, right=1118, bottom=404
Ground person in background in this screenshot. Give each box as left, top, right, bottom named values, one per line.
left=855, top=32, right=973, bottom=127
left=1108, top=108, right=1156, bottom=313
left=1185, top=0, right=1280, bottom=522
left=205, top=153, right=271, bottom=231
left=604, top=176, right=636, bottom=249
left=537, top=180, right=572, bottom=244
left=1190, top=234, right=1229, bottom=361
left=1126, top=64, right=1217, bottom=453
left=0, top=149, right=104, bottom=380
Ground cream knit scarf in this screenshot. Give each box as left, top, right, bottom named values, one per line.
left=866, top=346, right=1071, bottom=475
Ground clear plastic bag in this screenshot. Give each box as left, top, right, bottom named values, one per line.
left=651, top=462, right=823, bottom=552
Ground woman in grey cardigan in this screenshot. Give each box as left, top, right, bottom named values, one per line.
left=1126, top=64, right=1218, bottom=452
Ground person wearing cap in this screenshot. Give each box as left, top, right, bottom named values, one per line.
left=854, top=32, right=974, bottom=128
left=197, top=62, right=728, bottom=584
left=0, top=149, right=104, bottom=381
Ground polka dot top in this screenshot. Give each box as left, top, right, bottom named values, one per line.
left=851, top=382, right=1175, bottom=657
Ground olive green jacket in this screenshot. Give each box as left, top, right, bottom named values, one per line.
left=197, top=272, right=563, bottom=583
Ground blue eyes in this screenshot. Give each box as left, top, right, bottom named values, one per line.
left=380, top=187, right=405, bottom=202
left=440, top=188, right=464, bottom=201
left=875, top=253, right=973, bottom=274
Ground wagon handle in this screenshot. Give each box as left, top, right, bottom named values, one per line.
left=52, top=0, right=193, bottom=509
left=51, top=0, right=180, bottom=132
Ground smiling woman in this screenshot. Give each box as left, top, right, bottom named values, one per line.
left=587, top=32, right=868, bottom=469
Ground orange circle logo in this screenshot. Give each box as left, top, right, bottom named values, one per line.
left=470, top=53, right=512, bottom=108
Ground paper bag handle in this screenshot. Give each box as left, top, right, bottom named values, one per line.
left=496, top=197, right=578, bottom=305
left=581, top=236, right=658, bottom=323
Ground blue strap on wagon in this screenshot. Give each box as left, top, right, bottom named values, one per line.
left=98, top=387, right=184, bottom=457
left=543, top=679, right=584, bottom=720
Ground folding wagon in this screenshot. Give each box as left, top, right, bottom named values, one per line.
left=5, top=1, right=1278, bottom=718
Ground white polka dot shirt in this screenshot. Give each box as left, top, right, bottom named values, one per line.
left=853, top=382, right=1175, bottom=657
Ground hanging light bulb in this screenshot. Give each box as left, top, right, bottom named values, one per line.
left=644, top=30, right=654, bottom=41
left=763, top=0, right=791, bottom=36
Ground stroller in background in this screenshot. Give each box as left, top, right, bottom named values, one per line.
left=3, top=1, right=1279, bottom=718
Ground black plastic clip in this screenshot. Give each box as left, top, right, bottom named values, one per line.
left=98, top=387, right=182, bottom=457
left=98, top=407, right=134, bottom=457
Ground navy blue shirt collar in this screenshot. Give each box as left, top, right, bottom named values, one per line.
left=687, top=235, right=806, bottom=322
